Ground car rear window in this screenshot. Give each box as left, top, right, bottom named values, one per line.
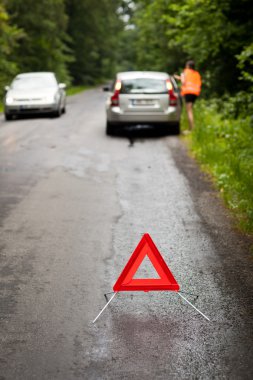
left=120, top=78, right=167, bottom=94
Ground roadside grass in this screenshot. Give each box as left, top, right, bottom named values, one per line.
left=181, top=99, right=253, bottom=234
left=66, top=85, right=92, bottom=96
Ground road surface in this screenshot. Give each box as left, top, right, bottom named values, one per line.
left=0, top=88, right=252, bottom=379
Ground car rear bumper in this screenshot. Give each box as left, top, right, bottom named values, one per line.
left=107, top=106, right=180, bottom=123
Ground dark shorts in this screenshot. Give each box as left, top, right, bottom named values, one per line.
left=184, top=94, right=198, bottom=103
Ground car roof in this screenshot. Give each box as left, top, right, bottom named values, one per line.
left=117, top=71, right=169, bottom=80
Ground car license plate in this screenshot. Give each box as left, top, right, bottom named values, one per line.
left=131, top=99, right=154, bottom=106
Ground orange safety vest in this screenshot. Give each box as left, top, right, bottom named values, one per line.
left=181, top=68, right=201, bottom=96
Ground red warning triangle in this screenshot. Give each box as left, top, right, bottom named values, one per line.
left=113, top=233, right=180, bottom=292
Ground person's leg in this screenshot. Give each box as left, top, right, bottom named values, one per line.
left=186, top=102, right=194, bottom=130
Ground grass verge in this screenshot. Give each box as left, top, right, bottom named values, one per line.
left=66, top=85, right=92, bottom=96
left=181, top=99, right=253, bottom=234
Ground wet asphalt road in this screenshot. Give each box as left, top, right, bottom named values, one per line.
left=0, top=88, right=253, bottom=380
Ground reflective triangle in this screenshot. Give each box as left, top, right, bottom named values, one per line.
left=113, top=233, right=180, bottom=291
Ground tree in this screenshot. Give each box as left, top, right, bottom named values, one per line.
left=6, top=0, right=72, bottom=83
left=133, top=0, right=187, bottom=72
left=130, top=0, right=253, bottom=96
left=0, top=1, right=22, bottom=89
left=65, top=0, right=124, bottom=84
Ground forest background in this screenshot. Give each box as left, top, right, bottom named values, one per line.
left=0, top=0, right=252, bottom=232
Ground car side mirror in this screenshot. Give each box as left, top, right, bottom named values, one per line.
left=4, top=86, right=10, bottom=93
left=103, top=85, right=111, bottom=92
left=59, top=83, right=66, bottom=90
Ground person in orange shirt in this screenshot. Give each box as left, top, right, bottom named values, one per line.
left=174, top=60, right=201, bottom=131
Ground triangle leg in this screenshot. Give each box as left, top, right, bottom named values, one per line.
left=92, top=292, right=118, bottom=324
left=177, top=292, right=210, bottom=322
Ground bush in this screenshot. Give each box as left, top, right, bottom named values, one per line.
left=185, top=97, right=253, bottom=233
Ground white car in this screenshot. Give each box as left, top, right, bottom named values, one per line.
left=104, top=71, right=181, bottom=135
left=4, top=72, right=66, bottom=120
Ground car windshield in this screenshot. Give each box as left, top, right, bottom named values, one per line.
left=121, top=78, right=167, bottom=94
left=11, top=76, right=57, bottom=90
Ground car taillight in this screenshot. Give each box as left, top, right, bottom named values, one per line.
left=110, top=80, right=121, bottom=107
left=166, top=79, right=178, bottom=106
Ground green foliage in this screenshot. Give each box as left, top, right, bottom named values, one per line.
left=6, top=0, right=72, bottom=83
left=1, top=0, right=126, bottom=87
left=237, top=43, right=253, bottom=84
left=0, top=1, right=23, bottom=90
left=66, top=85, right=92, bottom=96
left=65, top=0, right=123, bottom=84
left=188, top=99, right=253, bottom=232
left=133, top=0, right=187, bottom=73
left=132, top=0, right=253, bottom=97
left=115, top=27, right=138, bottom=72
left=1, top=0, right=127, bottom=89
left=1, top=0, right=253, bottom=94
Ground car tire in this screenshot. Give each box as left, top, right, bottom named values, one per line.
left=5, top=113, right=13, bottom=121
left=106, top=121, right=116, bottom=136
left=53, top=107, right=61, bottom=118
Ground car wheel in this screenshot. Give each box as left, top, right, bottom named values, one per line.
left=53, top=107, right=61, bottom=118
left=62, top=106, right=66, bottom=114
left=106, top=121, right=116, bottom=136
left=5, top=113, right=13, bottom=121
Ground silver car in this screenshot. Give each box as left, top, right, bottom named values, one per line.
left=4, top=72, right=66, bottom=120
left=104, top=71, right=181, bottom=135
